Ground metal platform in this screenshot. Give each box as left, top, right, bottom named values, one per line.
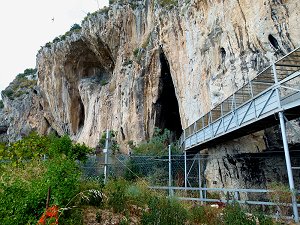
left=180, top=47, right=300, bottom=153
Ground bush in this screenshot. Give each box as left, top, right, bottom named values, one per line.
left=126, top=180, right=153, bottom=208
left=98, top=130, right=119, bottom=154
left=0, top=133, right=92, bottom=165
left=141, top=196, right=188, bottom=225
left=0, top=100, right=3, bottom=108
left=132, top=128, right=171, bottom=156
left=189, top=205, right=222, bottom=225
left=53, top=36, right=60, bottom=43
left=48, top=134, right=92, bottom=161
left=104, top=178, right=129, bottom=213
left=223, top=202, right=256, bottom=225
left=1, top=132, right=49, bottom=165
left=1, top=89, right=14, bottom=99
left=0, top=158, right=81, bottom=225
left=268, top=182, right=292, bottom=217
left=159, top=0, right=177, bottom=7
left=70, top=23, right=81, bottom=32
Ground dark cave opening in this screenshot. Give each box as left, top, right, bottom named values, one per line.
left=268, top=34, right=280, bottom=50
left=220, top=47, right=226, bottom=63
left=155, top=51, right=182, bottom=140
left=78, top=98, right=85, bottom=130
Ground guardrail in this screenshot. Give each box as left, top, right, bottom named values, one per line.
left=149, top=185, right=300, bottom=207
left=180, top=47, right=300, bottom=151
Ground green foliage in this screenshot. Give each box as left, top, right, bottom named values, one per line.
left=267, top=182, right=292, bottom=218
left=133, top=128, right=171, bottom=156
left=70, top=23, right=82, bottom=32
left=23, top=68, right=37, bottom=76
left=133, top=48, right=140, bottom=58
left=48, top=134, right=93, bottom=161
left=223, top=202, right=256, bottom=225
left=53, top=36, right=60, bottom=43
left=1, top=68, right=37, bottom=100
left=98, top=130, right=119, bottom=154
left=119, top=217, right=130, bottom=225
left=82, top=6, right=110, bottom=24
left=1, top=89, right=14, bottom=99
left=45, top=42, right=52, bottom=48
left=0, top=133, right=92, bottom=165
left=189, top=205, right=222, bottom=225
left=141, top=196, right=188, bottom=225
left=0, top=158, right=81, bottom=225
left=104, top=178, right=129, bottom=213
left=109, top=0, right=117, bottom=5
left=124, top=158, right=143, bottom=181
left=96, top=211, right=102, bottom=222
left=60, top=208, right=83, bottom=225
left=126, top=180, right=154, bottom=207
left=0, top=132, right=49, bottom=165
left=100, top=80, right=109, bottom=86
left=254, top=213, right=275, bottom=225
left=0, top=100, right=4, bottom=109
left=159, top=0, right=178, bottom=7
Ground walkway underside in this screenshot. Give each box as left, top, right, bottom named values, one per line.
left=186, top=105, right=300, bottom=155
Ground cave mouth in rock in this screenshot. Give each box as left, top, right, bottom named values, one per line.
left=155, top=51, right=182, bottom=141
left=64, top=40, right=114, bottom=134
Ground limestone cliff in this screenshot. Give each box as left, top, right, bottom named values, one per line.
left=36, top=0, right=300, bottom=147
left=1, top=0, right=299, bottom=189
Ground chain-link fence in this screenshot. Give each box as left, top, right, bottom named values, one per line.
left=79, top=150, right=300, bottom=219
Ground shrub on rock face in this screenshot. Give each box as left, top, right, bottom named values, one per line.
left=70, top=23, right=81, bottom=32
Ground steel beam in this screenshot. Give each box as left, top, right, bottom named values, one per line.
left=278, top=112, right=299, bottom=223
left=184, top=150, right=187, bottom=190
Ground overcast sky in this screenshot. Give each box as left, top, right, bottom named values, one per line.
left=0, top=0, right=108, bottom=97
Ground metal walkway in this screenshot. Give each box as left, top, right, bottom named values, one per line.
left=180, top=47, right=300, bottom=222
left=181, top=47, right=300, bottom=153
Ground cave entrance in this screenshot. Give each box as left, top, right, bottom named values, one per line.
left=155, top=51, right=182, bottom=141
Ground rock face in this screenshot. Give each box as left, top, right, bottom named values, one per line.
left=0, top=76, right=46, bottom=142
left=1, top=0, right=300, bottom=188
left=36, top=0, right=300, bottom=147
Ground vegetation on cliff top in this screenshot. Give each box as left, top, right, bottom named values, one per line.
left=44, top=23, right=82, bottom=49
left=1, top=68, right=37, bottom=100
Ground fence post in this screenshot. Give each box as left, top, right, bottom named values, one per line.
left=198, top=153, right=203, bottom=205
left=104, top=129, right=109, bottom=184
left=184, top=150, right=187, bottom=190
left=168, top=145, right=173, bottom=196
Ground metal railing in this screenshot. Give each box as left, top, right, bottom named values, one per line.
left=180, top=47, right=300, bottom=151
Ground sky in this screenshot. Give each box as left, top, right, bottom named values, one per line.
left=0, top=0, right=108, bottom=97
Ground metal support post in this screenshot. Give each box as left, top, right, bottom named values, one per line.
left=198, top=153, right=203, bottom=205
left=272, top=62, right=299, bottom=222
left=278, top=112, right=299, bottom=223
left=168, top=145, right=173, bottom=196
left=184, top=150, right=187, bottom=190
left=104, top=129, right=109, bottom=184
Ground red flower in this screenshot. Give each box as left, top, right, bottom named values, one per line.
left=37, top=205, right=59, bottom=225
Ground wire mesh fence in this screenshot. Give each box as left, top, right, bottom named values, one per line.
left=79, top=149, right=300, bottom=220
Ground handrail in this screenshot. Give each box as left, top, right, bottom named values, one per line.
left=180, top=46, right=300, bottom=148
